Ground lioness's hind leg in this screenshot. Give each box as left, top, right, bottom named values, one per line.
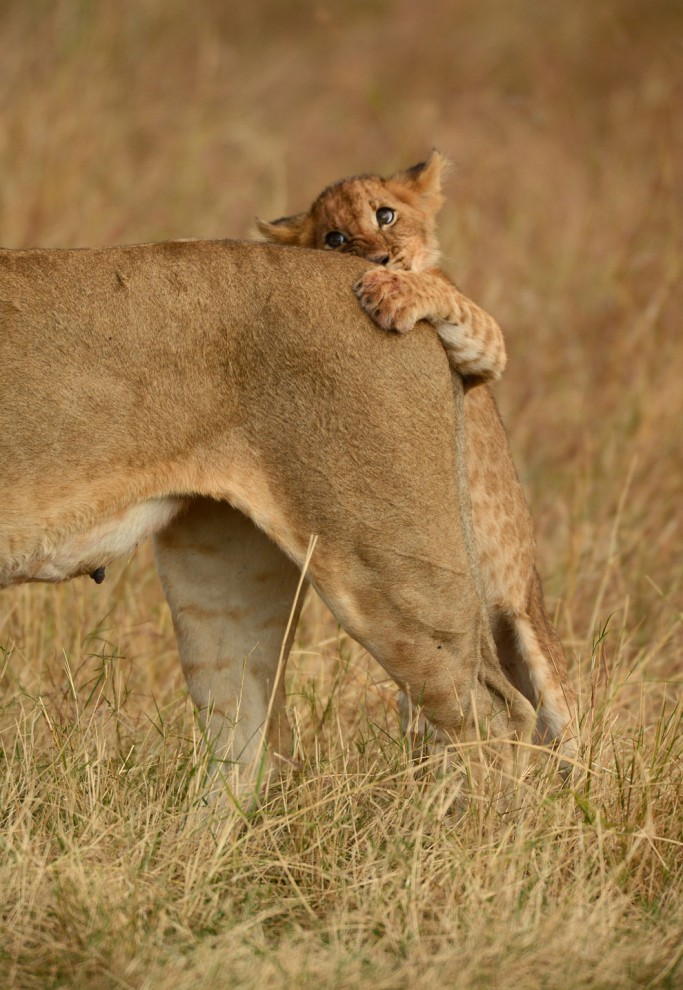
left=311, top=563, right=535, bottom=787
left=153, top=500, right=303, bottom=797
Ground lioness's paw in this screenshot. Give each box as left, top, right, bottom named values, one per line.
left=353, top=270, right=419, bottom=335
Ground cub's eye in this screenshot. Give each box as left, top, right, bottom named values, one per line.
left=324, top=230, right=346, bottom=248
left=376, top=207, right=395, bottom=227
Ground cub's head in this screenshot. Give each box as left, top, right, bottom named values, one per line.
left=256, top=150, right=448, bottom=273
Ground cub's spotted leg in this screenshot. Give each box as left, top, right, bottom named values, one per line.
left=154, top=499, right=303, bottom=800
left=463, top=386, right=577, bottom=763
left=354, top=267, right=506, bottom=385
left=491, top=571, right=577, bottom=766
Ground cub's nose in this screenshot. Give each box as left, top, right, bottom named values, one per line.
left=368, top=253, right=390, bottom=266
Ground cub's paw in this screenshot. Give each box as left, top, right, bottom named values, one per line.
left=353, top=270, right=421, bottom=334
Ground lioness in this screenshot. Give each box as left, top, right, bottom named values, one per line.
left=1, top=239, right=535, bottom=791
left=258, top=152, right=576, bottom=755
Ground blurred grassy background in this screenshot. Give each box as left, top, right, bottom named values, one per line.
left=1, top=2, right=681, bottom=986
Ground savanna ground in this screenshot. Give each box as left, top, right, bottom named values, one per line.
left=1, top=1, right=681, bottom=987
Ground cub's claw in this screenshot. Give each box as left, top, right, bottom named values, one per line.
left=353, top=270, right=418, bottom=335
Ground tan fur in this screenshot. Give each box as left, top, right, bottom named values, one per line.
left=1, top=239, right=535, bottom=793
left=258, top=154, right=576, bottom=756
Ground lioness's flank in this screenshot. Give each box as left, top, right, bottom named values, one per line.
left=1, top=239, right=535, bottom=792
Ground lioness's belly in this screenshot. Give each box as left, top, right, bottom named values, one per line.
left=0, top=497, right=186, bottom=587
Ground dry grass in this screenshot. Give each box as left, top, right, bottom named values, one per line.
left=1, top=1, right=682, bottom=987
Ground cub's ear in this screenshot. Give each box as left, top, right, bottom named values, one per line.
left=255, top=212, right=309, bottom=245
left=391, top=150, right=450, bottom=213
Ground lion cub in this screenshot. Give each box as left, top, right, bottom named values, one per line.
left=257, top=153, right=576, bottom=755
left=258, top=155, right=506, bottom=388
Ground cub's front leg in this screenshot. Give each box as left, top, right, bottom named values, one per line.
left=354, top=267, right=506, bottom=385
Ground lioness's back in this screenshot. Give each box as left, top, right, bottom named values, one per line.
left=1, top=239, right=454, bottom=519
